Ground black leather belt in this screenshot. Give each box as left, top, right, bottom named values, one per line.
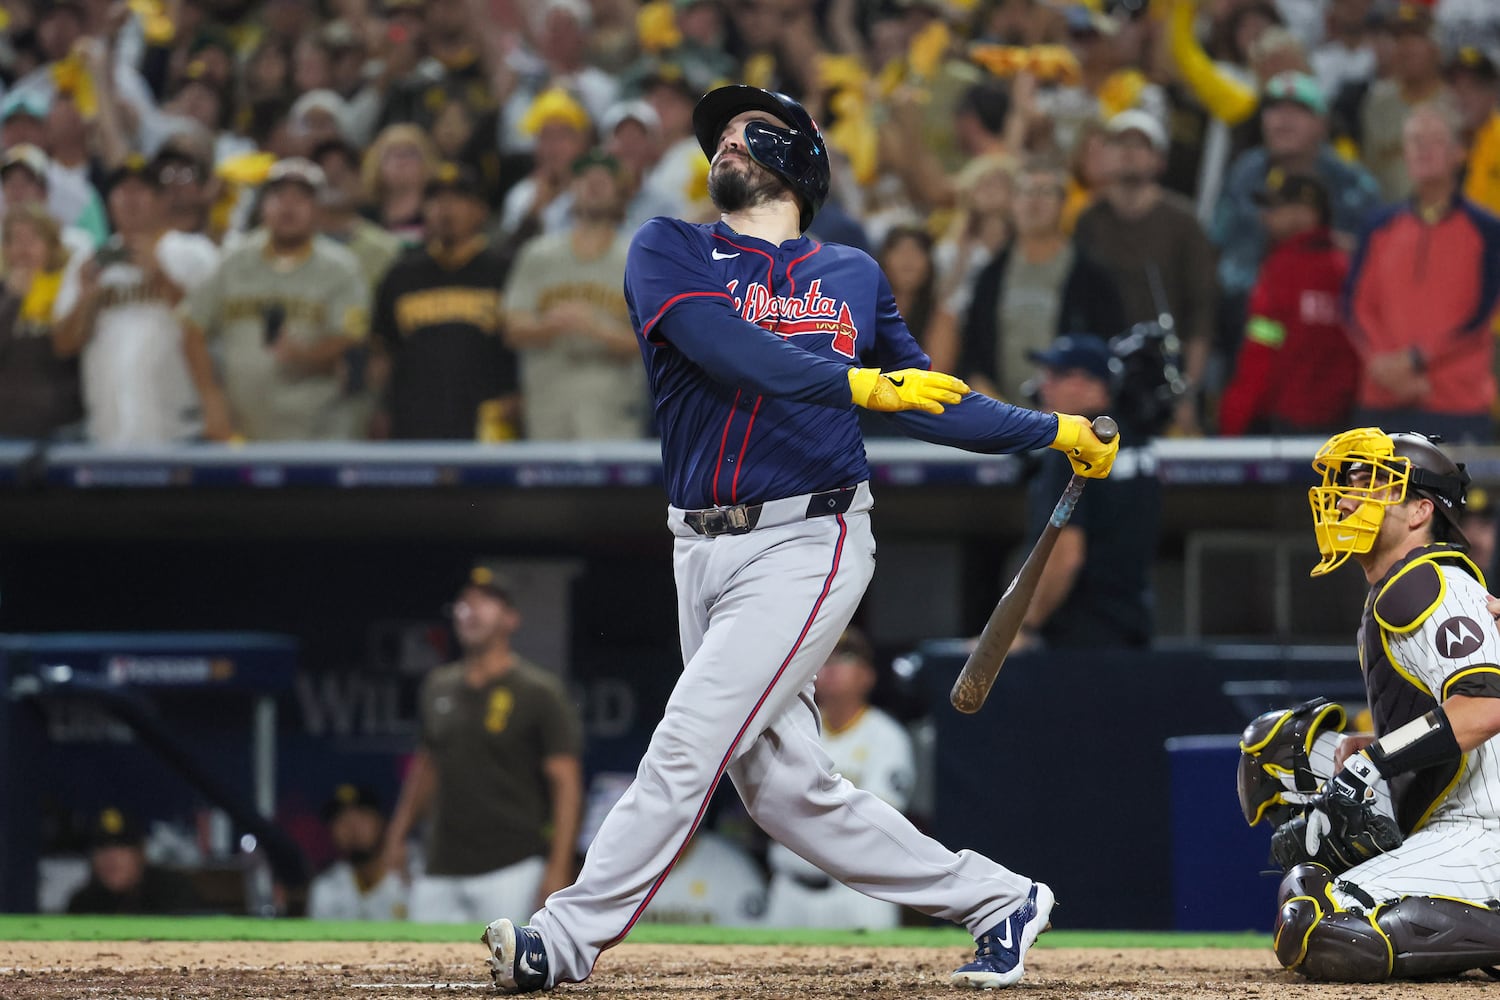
left=682, top=486, right=858, bottom=537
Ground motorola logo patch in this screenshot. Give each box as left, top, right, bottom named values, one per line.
left=1436, top=615, right=1485, bottom=659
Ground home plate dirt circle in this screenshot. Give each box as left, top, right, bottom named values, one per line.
left=0, top=940, right=1492, bottom=998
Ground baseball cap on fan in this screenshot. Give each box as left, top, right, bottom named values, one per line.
left=1105, top=109, right=1167, bottom=153
left=0, top=90, right=49, bottom=124
left=1466, top=485, right=1493, bottom=519
left=521, top=88, right=592, bottom=137
left=830, top=626, right=875, bottom=665
left=463, top=562, right=515, bottom=603
left=103, top=152, right=163, bottom=193
left=1389, top=1, right=1434, bottom=34
left=1261, top=71, right=1327, bottom=117
left=264, top=157, right=327, bottom=194
left=1446, top=46, right=1499, bottom=83
left=89, top=806, right=145, bottom=848
left=424, top=160, right=485, bottom=200
left=1029, top=334, right=1113, bottom=380
left=0, top=144, right=50, bottom=186
left=321, top=783, right=384, bottom=822
left=600, top=99, right=662, bottom=138
left=572, top=149, right=623, bottom=176
left=1253, top=169, right=1330, bottom=223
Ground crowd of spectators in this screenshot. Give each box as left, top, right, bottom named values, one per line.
left=0, top=0, right=1496, bottom=446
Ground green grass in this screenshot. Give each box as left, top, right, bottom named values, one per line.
left=0, top=915, right=1270, bottom=949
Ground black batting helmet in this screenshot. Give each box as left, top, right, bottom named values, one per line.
left=692, top=84, right=830, bottom=233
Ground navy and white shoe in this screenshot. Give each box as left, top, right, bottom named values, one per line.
left=482, top=918, right=550, bottom=994
left=950, top=882, right=1055, bottom=989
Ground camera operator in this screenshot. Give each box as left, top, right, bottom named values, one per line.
left=1010, top=332, right=1174, bottom=651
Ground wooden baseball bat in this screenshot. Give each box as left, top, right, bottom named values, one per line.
left=949, top=415, right=1119, bottom=714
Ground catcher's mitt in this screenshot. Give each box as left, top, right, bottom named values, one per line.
left=1270, top=793, right=1403, bottom=875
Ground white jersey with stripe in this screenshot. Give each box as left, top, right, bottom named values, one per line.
left=1327, top=559, right=1500, bottom=909
left=1383, top=564, right=1500, bottom=825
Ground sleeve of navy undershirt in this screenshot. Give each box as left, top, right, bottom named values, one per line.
left=625, top=218, right=853, bottom=407
left=885, top=396, right=1059, bottom=454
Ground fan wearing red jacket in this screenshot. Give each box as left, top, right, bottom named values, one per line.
left=1219, top=171, right=1360, bottom=436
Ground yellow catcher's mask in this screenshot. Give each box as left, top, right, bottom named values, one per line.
left=1308, top=427, right=1470, bottom=577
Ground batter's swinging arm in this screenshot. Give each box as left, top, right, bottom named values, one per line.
left=949, top=415, right=1119, bottom=713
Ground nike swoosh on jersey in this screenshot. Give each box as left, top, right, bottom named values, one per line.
left=711, top=249, right=740, bottom=260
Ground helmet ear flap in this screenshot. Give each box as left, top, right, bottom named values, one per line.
left=740, top=118, right=828, bottom=231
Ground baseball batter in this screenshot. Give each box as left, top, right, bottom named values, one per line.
left=482, top=84, right=1118, bottom=993
left=1237, top=428, right=1500, bottom=981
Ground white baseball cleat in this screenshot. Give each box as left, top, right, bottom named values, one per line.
left=950, top=882, right=1055, bottom=989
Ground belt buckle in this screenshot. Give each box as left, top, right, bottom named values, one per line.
left=698, top=504, right=751, bottom=537
left=723, top=505, right=751, bottom=533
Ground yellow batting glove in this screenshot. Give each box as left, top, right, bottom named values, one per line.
left=848, top=367, right=969, bottom=415
left=1049, top=412, right=1119, bottom=478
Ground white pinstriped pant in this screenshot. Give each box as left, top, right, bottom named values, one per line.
left=1334, top=820, right=1500, bottom=908
left=1304, top=732, right=1500, bottom=908
left=524, top=486, right=1032, bottom=987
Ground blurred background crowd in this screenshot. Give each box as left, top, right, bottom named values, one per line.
left=0, top=0, right=1496, bottom=447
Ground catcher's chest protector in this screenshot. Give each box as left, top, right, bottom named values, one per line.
left=1359, top=546, right=1477, bottom=832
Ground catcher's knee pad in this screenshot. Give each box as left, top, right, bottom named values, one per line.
left=1238, top=698, right=1347, bottom=828
left=1274, top=863, right=1392, bottom=982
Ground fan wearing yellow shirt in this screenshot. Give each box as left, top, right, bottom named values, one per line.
left=1448, top=47, right=1500, bottom=218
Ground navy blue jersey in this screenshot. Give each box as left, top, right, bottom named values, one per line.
left=625, top=218, right=1058, bottom=509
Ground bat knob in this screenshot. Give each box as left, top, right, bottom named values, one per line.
left=1091, top=415, right=1118, bottom=444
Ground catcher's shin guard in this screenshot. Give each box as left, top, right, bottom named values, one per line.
left=1275, top=863, right=1500, bottom=981
left=1380, top=895, right=1500, bottom=978
left=1238, top=698, right=1347, bottom=828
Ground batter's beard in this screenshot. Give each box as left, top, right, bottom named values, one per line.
left=708, top=157, right=786, bottom=215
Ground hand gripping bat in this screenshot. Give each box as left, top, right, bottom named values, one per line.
left=949, top=415, right=1120, bottom=714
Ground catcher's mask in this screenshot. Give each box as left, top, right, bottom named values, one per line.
left=1308, top=427, right=1470, bottom=577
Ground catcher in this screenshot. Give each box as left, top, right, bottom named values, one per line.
left=1237, top=428, right=1500, bottom=981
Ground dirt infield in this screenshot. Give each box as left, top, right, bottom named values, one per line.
left=1, top=940, right=1494, bottom=998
